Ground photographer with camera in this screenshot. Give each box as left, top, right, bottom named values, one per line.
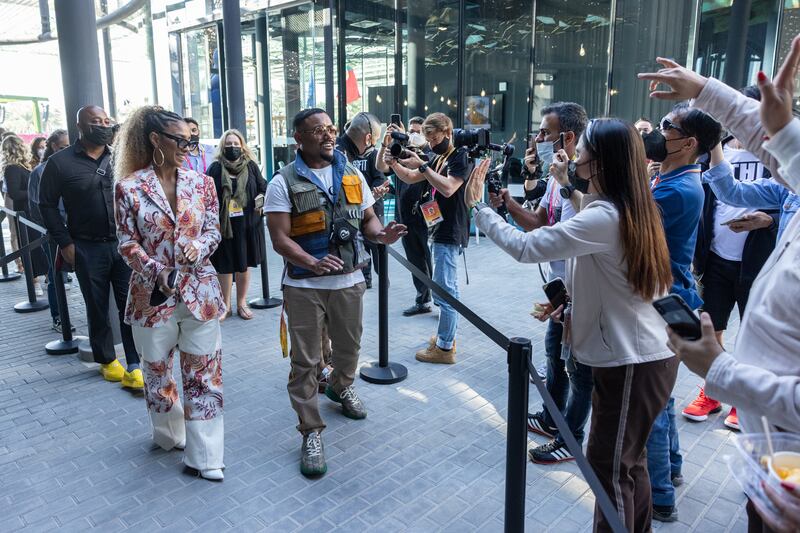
left=335, top=112, right=392, bottom=288
left=383, top=113, right=470, bottom=364
left=376, top=116, right=435, bottom=316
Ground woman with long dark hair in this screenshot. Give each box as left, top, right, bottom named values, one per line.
left=466, top=118, right=674, bottom=532
left=114, top=106, right=226, bottom=481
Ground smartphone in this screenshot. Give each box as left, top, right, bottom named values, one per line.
left=528, top=133, right=536, bottom=149
left=652, top=294, right=702, bottom=340
left=554, top=132, right=566, bottom=151
left=721, top=216, right=748, bottom=226
left=542, top=277, right=568, bottom=311
left=391, top=114, right=402, bottom=126
left=254, top=193, right=265, bottom=210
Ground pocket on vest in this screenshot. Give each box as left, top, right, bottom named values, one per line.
left=289, top=182, right=322, bottom=213
left=290, top=210, right=326, bottom=237
left=342, top=174, right=363, bottom=205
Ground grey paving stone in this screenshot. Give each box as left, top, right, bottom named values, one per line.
left=0, top=237, right=750, bottom=532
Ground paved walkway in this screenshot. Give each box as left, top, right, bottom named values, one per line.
left=0, top=231, right=749, bottom=532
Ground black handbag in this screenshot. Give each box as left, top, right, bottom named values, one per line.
left=149, top=269, right=177, bottom=307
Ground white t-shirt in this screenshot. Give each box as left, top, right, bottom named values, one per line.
left=265, top=165, right=375, bottom=290
left=538, top=176, right=577, bottom=281
left=711, top=147, right=770, bottom=261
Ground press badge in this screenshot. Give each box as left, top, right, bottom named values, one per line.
left=420, top=199, right=443, bottom=227
left=229, top=199, right=244, bottom=217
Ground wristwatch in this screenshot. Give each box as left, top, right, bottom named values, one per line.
left=418, top=163, right=429, bottom=173
left=559, top=184, right=576, bottom=199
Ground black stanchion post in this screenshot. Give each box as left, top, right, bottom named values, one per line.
left=46, top=243, right=86, bottom=355
left=249, top=215, right=282, bottom=309
left=504, top=337, right=531, bottom=533
left=0, top=213, right=21, bottom=282
left=360, top=244, right=408, bottom=385
left=14, top=218, right=48, bottom=313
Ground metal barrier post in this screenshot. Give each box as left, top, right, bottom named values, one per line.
left=13, top=217, right=48, bottom=313
left=46, top=243, right=86, bottom=355
left=505, top=337, right=531, bottom=533
left=0, top=212, right=21, bottom=282
left=249, top=215, right=282, bottom=309
left=360, top=244, right=408, bottom=385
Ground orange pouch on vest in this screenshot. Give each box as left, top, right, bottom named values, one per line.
left=290, top=210, right=326, bottom=237
left=342, top=174, right=363, bottom=204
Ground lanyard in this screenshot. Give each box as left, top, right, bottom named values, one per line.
left=430, top=146, right=456, bottom=198
left=185, top=149, right=206, bottom=172
left=651, top=166, right=702, bottom=189
left=547, top=179, right=559, bottom=226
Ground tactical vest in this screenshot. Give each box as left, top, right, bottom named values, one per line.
left=278, top=161, right=368, bottom=279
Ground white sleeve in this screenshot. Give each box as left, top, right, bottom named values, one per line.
left=264, top=174, right=292, bottom=213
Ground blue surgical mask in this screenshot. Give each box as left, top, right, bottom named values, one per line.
left=536, top=141, right=555, bottom=173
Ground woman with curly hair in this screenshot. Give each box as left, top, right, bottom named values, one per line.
left=114, top=106, right=226, bottom=481
left=207, top=129, right=267, bottom=321
left=1, top=135, right=47, bottom=281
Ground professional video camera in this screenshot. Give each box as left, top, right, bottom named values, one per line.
left=389, top=131, right=429, bottom=161
left=485, top=142, right=514, bottom=220
left=453, top=127, right=491, bottom=158
left=453, top=127, right=516, bottom=220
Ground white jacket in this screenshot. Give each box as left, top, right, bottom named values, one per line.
left=474, top=195, right=672, bottom=368
left=705, top=118, right=800, bottom=434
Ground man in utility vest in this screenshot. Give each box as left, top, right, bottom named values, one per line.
left=265, top=108, right=406, bottom=477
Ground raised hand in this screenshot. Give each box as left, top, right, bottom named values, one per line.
left=377, top=220, right=408, bottom=244
left=464, top=158, right=491, bottom=207
left=758, top=34, right=800, bottom=136
left=637, top=57, right=708, bottom=101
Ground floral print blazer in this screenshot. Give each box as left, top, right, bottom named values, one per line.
left=115, top=166, right=225, bottom=327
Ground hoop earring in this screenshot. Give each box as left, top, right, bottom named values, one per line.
left=152, top=147, right=165, bottom=167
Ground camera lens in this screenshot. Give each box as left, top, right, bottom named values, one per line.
left=389, top=142, right=404, bottom=157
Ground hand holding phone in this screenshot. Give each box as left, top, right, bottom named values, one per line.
left=542, top=277, right=569, bottom=311
left=391, top=114, right=402, bottom=126
left=652, top=295, right=701, bottom=340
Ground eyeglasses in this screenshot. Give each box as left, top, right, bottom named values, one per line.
left=159, top=131, right=199, bottom=151
left=300, top=125, right=338, bottom=137
left=659, top=118, right=688, bottom=136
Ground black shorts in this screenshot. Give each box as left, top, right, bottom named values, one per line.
left=698, top=252, right=752, bottom=331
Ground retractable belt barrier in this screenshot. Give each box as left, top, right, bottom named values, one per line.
left=0, top=207, right=49, bottom=313
left=384, top=245, right=627, bottom=533
left=0, top=211, right=21, bottom=282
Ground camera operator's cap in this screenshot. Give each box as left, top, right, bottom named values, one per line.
left=347, top=112, right=382, bottom=142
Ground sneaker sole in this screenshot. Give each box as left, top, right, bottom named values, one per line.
left=724, top=420, right=740, bottom=431
left=415, top=354, right=456, bottom=364
left=527, top=425, right=556, bottom=438
left=528, top=451, right=575, bottom=464
left=681, top=405, right=722, bottom=422
left=300, top=464, right=328, bottom=477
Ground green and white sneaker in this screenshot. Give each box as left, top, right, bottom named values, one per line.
left=325, top=385, right=367, bottom=420
left=300, top=432, right=327, bottom=477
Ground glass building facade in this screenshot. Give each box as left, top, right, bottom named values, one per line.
left=150, top=0, right=796, bottom=184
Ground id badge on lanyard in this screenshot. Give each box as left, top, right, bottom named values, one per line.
left=229, top=199, right=244, bottom=217
left=420, top=149, right=454, bottom=228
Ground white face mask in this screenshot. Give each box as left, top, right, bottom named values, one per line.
left=536, top=141, right=555, bottom=173
left=408, top=132, right=426, bottom=148
left=37, top=148, right=45, bottom=159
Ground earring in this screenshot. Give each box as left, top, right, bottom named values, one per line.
left=152, top=146, right=165, bottom=167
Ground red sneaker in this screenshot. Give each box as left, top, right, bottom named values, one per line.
left=724, top=407, right=740, bottom=431
left=681, top=387, right=722, bottom=421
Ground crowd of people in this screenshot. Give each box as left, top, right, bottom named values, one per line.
left=2, top=35, right=800, bottom=532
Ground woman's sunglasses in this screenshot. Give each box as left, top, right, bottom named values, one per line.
left=160, top=131, right=199, bottom=151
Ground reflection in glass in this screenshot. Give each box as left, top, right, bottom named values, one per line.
left=610, top=0, right=696, bottom=124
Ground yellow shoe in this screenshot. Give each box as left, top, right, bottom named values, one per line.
left=99, top=360, right=125, bottom=382
left=121, top=368, right=144, bottom=390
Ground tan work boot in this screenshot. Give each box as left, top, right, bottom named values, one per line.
left=428, top=335, right=457, bottom=351
left=416, top=342, right=456, bottom=364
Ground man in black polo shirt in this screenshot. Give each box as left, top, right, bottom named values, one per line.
left=39, top=105, right=142, bottom=390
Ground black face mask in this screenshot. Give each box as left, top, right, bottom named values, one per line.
left=430, top=137, right=450, bottom=155
left=642, top=129, right=687, bottom=163
left=83, top=124, right=115, bottom=146
left=223, top=146, right=242, bottom=161
left=190, top=134, right=200, bottom=143
left=570, top=161, right=591, bottom=193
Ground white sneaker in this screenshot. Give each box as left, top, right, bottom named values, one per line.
left=34, top=282, right=44, bottom=297
left=200, top=469, right=224, bottom=481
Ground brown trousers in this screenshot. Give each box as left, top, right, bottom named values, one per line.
left=588, top=356, right=679, bottom=533
left=284, top=283, right=366, bottom=435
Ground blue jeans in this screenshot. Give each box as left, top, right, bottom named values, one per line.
left=541, top=320, right=593, bottom=444
left=432, top=243, right=459, bottom=350
left=647, top=397, right=683, bottom=507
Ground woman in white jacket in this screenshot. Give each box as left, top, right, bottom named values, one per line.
left=466, top=118, right=674, bottom=532
left=640, top=35, right=800, bottom=533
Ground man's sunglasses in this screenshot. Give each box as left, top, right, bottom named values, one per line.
left=301, top=125, right=338, bottom=137
left=659, top=118, right=688, bottom=136
left=160, top=131, right=199, bottom=151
